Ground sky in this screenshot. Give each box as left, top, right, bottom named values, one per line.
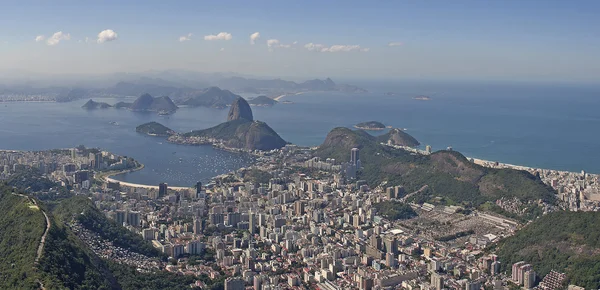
left=0, top=0, right=599, bottom=82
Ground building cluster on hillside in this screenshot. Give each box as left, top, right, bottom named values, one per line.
left=475, top=160, right=600, bottom=211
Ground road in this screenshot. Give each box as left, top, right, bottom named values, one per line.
left=400, top=185, right=429, bottom=202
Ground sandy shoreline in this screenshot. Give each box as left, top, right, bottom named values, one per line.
left=105, top=176, right=193, bottom=190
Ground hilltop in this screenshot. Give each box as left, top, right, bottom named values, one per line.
left=227, top=96, right=253, bottom=121
left=315, top=127, right=556, bottom=215
left=496, top=211, right=600, bottom=289
left=376, top=128, right=420, bottom=147
left=82, top=99, right=112, bottom=109
left=130, top=94, right=178, bottom=112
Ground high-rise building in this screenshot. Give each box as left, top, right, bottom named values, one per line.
left=127, top=211, right=140, bottom=227
left=94, top=152, right=103, bottom=170
left=159, top=183, right=168, bottom=197
left=351, top=148, right=360, bottom=167
left=115, top=210, right=126, bottom=226
left=196, top=181, right=202, bottom=194
left=431, top=272, right=443, bottom=290
left=523, top=270, right=536, bottom=289
left=193, top=218, right=203, bottom=235
left=225, top=277, right=245, bottom=290
left=518, top=264, right=533, bottom=285
left=383, top=236, right=398, bottom=255
left=294, top=200, right=305, bottom=216
left=512, top=261, right=526, bottom=282
left=249, top=212, right=256, bottom=235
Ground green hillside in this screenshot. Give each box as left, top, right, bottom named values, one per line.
left=496, top=211, right=600, bottom=289
left=52, top=196, right=161, bottom=257
left=0, top=189, right=198, bottom=289
left=316, top=127, right=556, bottom=215
left=0, top=189, right=46, bottom=289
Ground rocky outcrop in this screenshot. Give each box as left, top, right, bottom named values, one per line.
left=227, top=97, right=253, bottom=121
left=181, top=97, right=286, bottom=150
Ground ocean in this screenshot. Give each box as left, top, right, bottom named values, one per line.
left=0, top=81, right=598, bottom=186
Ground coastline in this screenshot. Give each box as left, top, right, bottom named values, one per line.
left=104, top=162, right=194, bottom=190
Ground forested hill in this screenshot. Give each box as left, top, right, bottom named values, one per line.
left=0, top=187, right=199, bottom=289
left=316, top=127, right=556, bottom=214
left=496, top=211, right=600, bottom=289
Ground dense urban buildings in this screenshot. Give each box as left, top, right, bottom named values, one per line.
left=1, top=145, right=595, bottom=289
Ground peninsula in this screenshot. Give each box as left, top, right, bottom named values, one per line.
left=354, top=121, right=389, bottom=130
left=140, top=97, right=287, bottom=151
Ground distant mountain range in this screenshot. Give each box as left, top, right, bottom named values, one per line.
left=0, top=70, right=367, bottom=104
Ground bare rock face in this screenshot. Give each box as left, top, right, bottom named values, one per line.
left=227, top=97, right=253, bottom=121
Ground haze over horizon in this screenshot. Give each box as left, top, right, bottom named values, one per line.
left=1, top=0, right=599, bottom=83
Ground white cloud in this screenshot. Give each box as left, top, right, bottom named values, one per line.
left=250, top=32, right=260, bottom=44
left=179, top=33, right=192, bottom=42
left=304, top=43, right=369, bottom=53
left=97, top=29, right=118, bottom=44
left=46, top=31, right=71, bottom=46
left=204, top=32, right=232, bottom=41
left=35, top=35, right=45, bottom=42
left=220, top=48, right=225, bottom=52
left=267, top=39, right=295, bottom=51
left=388, top=41, right=403, bottom=47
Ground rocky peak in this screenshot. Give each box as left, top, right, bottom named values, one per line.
left=227, top=97, right=253, bottom=121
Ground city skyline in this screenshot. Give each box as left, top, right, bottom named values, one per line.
left=0, top=0, right=599, bottom=82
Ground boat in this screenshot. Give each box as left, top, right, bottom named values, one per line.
left=158, top=110, right=170, bottom=116
left=109, top=121, right=119, bottom=125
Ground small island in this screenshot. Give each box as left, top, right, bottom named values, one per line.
left=413, top=95, right=431, bottom=101
left=136, top=122, right=175, bottom=137
left=354, top=121, right=390, bottom=131
left=82, top=99, right=112, bottom=109
left=247, top=95, right=278, bottom=106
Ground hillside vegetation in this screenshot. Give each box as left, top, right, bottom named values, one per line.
left=53, top=196, right=161, bottom=257
left=0, top=188, right=46, bottom=289
left=496, top=211, right=600, bottom=289
left=316, top=128, right=556, bottom=213
left=136, top=122, right=175, bottom=137
left=373, top=201, right=417, bottom=220
left=0, top=187, right=199, bottom=289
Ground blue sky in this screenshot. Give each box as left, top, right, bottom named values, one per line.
left=0, top=0, right=599, bottom=82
